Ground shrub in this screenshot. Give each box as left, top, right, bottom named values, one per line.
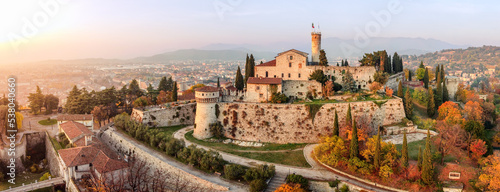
left=243, top=164, right=275, bottom=182
left=209, top=121, right=224, bottom=139
left=249, top=179, right=267, bottom=192
left=340, top=184, right=350, bottom=192
left=224, top=164, right=246, bottom=180
left=286, top=174, right=309, bottom=189
left=329, top=179, right=341, bottom=188
left=39, top=172, right=52, bottom=181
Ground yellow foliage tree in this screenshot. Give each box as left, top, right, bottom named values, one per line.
left=315, top=136, right=348, bottom=167
left=361, top=135, right=400, bottom=167
left=15, top=112, right=23, bottom=131
left=274, top=183, right=306, bottom=192
left=437, top=101, right=464, bottom=125
left=477, top=155, right=500, bottom=191
left=464, top=101, right=484, bottom=123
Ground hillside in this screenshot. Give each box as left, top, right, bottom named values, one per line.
left=131, top=49, right=276, bottom=62
left=404, top=46, right=500, bottom=72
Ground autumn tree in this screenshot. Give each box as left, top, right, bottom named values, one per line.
left=404, top=88, right=413, bottom=118
left=156, top=90, right=170, bottom=104
left=397, top=81, right=403, bottom=98
left=464, top=101, right=483, bottom=123
left=476, top=155, right=500, bottom=191
left=333, top=110, right=339, bottom=136
left=385, top=87, right=394, bottom=97
left=427, top=88, right=436, bottom=117
left=92, top=105, right=108, bottom=127
left=369, top=82, right=383, bottom=93
left=434, top=121, right=466, bottom=164
left=437, top=101, right=464, bottom=125
left=470, top=139, right=487, bottom=162
left=374, top=129, right=381, bottom=170
left=417, top=146, right=423, bottom=171
left=275, top=183, right=306, bottom=192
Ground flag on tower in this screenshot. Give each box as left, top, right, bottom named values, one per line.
left=312, top=23, right=315, bottom=28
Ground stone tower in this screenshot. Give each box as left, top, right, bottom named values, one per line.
left=194, top=86, right=219, bottom=139
left=311, top=32, right=322, bottom=64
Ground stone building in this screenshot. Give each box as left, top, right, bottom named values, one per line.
left=57, top=114, right=94, bottom=131
left=59, top=121, right=94, bottom=147
left=246, top=77, right=282, bottom=102
left=445, top=76, right=460, bottom=101
left=193, top=86, right=219, bottom=139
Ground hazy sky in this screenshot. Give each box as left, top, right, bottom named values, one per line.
left=1, top=0, right=499, bottom=64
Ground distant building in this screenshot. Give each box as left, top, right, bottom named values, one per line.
left=59, top=121, right=94, bottom=147
left=58, top=114, right=94, bottom=131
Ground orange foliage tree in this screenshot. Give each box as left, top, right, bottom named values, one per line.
left=477, top=155, right=500, bottom=191
left=385, top=87, right=394, bottom=97
left=369, top=82, right=382, bottom=92
left=470, top=139, right=487, bottom=162
left=434, top=121, right=467, bottom=164
left=437, top=101, right=464, bottom=125
left=274, top=183, right=306, bottom=192
left=464, top=101, right=484, bottom=123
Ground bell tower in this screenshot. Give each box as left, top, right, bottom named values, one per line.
left=311, top=32, right=321, bottom=64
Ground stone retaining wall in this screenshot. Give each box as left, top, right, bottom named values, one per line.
left=131, top=103, right=196, bottom=127
left=45, top=131, right=63, bottom=177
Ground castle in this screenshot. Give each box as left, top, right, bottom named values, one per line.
left=190, top=31, right=406, bottom=142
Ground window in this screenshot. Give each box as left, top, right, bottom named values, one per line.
left=298, top=73, right=301, bottom=78
left=290, top=55, right=293, bottom=60
left=256, top=86, right=260, bottom=90
left=259, top=93, right=263, bottom=98
left=289, top=62, right=292, bottom=67
left=89, top=163, right=93, bottom=167
left=75, top=166, right=78, bottom=171
left=274, top=75, right=276, bottom=78
left=202, top=93, right=204, bottom=96
left=281, top=73, right=284, bottom=78
left=288, top=73, right=291, bottom=78
left=265, top=71, right=268, bottom=77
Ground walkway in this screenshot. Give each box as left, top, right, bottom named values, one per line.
left=174, top=127, right=397, bottom=192
left=2, top=177, right=64, bottom=192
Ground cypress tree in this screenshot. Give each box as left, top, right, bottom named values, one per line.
left=387, top=55, right=392, bottom=74
left=244, top=54, right=250, bottom=84
left=217, top=77, right=220, bottom=88
left=417, top=146, right=423, bottom=171
left=421, top=129, right=434, bottom=185
left=427, top=88, right=436, bottom=117
left=443, top=80, right=449, bottom=102
left=419, top=61, right=425, bottom=69
left=235, top=66, right=244, bottom=90
left=404, top=88, right=413, bottom=118
left=435, top=65, right=439, bottom=81
left=408, top=70, right=412, bottom=81
left=172, top=81, right=178, bottom=101
left=440, top=65, right=445, bottom=83
left=158, top=76, right=168, bottom=92
left=401, top=131, right=409, bottom=169
left=333, top=110, right=339, bottom=136
left=349, top=119, right=359, bottom=159
left=397, top=81, right=404, bottom=98
left=249, top=54, right=255, bottom=78
left=423, top=68, right=429, bottom=89
left=346, top=104, right=352, bottom=127
left=345, top=60, right=349, bottom=66
left=374, top=129, right=381, bottom=169
left=436, top=74, right=443, bottom=108
left=319, top=49, right=328, bottom=66
left=392, top=52, right=399, bottom=73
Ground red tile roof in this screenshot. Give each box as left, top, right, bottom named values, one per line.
left=247, top=77, right=282, bottom=85
left=58, top=142, right=128, bottom=173
left=178, top=91, right=195, bottom=101
left=58, top=114, right=93, bottom=121
left=255, top=60, right=276, bottom=67
left=195, top=86, right=219, bottom=92
left=277, top=49, right=308, bottom=57
left=60, top=121, right=92, bottom=141
left=225, top=85, right=238, bottom=91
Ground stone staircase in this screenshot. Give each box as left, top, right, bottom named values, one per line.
left=265, top=173, right=286, bottom=192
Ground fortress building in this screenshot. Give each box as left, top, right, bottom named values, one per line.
left=311, top=32, right=321, bottom=64
left=193, top=86, right=219, bottom=139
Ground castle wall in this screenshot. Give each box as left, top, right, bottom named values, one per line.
left=216, top=98, right=405, bottom=143
left=194, top=102, right=217, bottom=139
left=307, top=66, right=376, bottom=90
left=245, top=83, right=282, bottom=102
left=385, top=72, right=404, bottom=91
left=131, top=103, right=196, bottom=127
left=282, top=80, right=322, bottom=99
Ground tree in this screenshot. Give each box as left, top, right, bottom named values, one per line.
left=92, top=105, right=108, bottom=127
left=158, top=76, right=168, bottom=92
left=423, top=69, right=429, bottom=89
left=463, top=120, right=485, bottom=140
left=275, top=183, right=306, bottom=192
left=464, top=101, right=483, bottom=123
left=401, top=131, right=409, bottom=169
left=249, top=179, right=266, bottom=192
left=438, top=101, right=464, bottom=125
left=333, top=110, right=339, bottom=136
left=172, top=81, right=178, bottom=101
left=443, top=80, right=450, bottom=102
left=369, top=82, right=382, bottom=93
left=28, top=86, right=44, bottom=114
left=421, top=129, right=434, bottom=185
left=408, top=70, right=412, bottom=81
left=235, top=66, right=244, bottom=90
left=133, top=96, right=149, bottom=108
left=476, top=155, right=500, bottom=191
left=349, top=119, right=359, bottom=159
left=373, top=71, right=389, bottom=84
left=470, top=139, right=487, bottom=162
left=341, top=71, right=356, bottom=92
left=434, top=121, right=467, bottom=165
left=435, top=65, right=440, bottom=81
left=44, top=94, right=59, bottom=114
left=128, top=79, right=142, bottom=98
left=156, top=91, right=170, bottom=104
left=397, top=81, right=403, bottom=98
left=309, top=69, right=328, bottom=85
left=319, top=49, right=328, bottom=66
left=249, top=54, right=255, bottom=80
left=404, top=88, right=413, bottom=118
left=417, top=146, right=423, bottom=171
left=217, top=77, right=220, bottom=88
left=427, top=88, right=436, bottom=117
left=416, top=68, right=426, bottom=81
left=286, top=174, right=309, bottom=190
left=374, top=130, right=381, bottom=170
left=385, top=87, right=393, bottom=97
left=244, top=54, right=250, bottom=84
left=440, top=64, right=445, bottom=82
left=436, top=74, right=443, bottom=108
left=224, top=164, right=246, bottom=180
left=346, top=104, right=352, bottom=127
left=188, top=84, right=205, bottom=91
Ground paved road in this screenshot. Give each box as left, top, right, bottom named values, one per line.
left=174, top=127, right=394, bottom=192
left=2, top=177, right=64, bottom=192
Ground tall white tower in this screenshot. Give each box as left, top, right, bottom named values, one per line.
left=193, top=86, right=219, bottom=139
left=311, top=32, right=322, bottom=64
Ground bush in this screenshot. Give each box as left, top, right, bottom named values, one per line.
left=30, top=164, right=40, bottom=173
left=340, top=184, right=350, bottom=192
left=243, top=164, right=275, bottom=182
left=224, top=164, right=246, bottom=180
left=329, top=179, right=341, bottom=188
left=209, top=121, right=224, bottom=139
left=39, top=172, right=51, bottom=181
left=249, top=179, right=267, bottom=192
left=165, top=138, right=184, bottom=157
left=286, top=174, right=309, bottom=189
left=270, top=92, right=288, bottom=103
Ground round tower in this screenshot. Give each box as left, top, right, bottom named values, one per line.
left=311, top=32, right=322, bottom=64
left=194, top=86, right=219, bottom=139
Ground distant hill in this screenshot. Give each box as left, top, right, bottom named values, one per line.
left=201, top=37, right=465, bottom=59
left=403, top=46, right=500, bottom=72
left=131, top=49, right=276, bottom=62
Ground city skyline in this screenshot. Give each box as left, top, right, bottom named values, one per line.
left=1, top=0, right=500, bottom=64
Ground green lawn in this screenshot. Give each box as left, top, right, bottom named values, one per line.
left=152, top=125, right=187, bottom=137
left=0, top=171, right=49, bottom=191
left=185, top=131, right=310, bottom=167
left=48, top=136, right=64, bottom=152
left=38, top=119, right=57, bottom=125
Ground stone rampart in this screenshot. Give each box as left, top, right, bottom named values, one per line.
left=131, top=103, right=196, bottom=127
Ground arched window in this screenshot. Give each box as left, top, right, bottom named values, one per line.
left=289, top=63, right=292, bottom=67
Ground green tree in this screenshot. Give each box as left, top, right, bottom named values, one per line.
left=129, top=79, right=142, bottom=98
left=443, top=80, right=449, bottom=102
left=427, top=88, right=436, bottom=117
left=309, top=69, right=328, bottom=85
left=44, top=94, right=59, bottom=114
left=235, top=66, right=244, bottom=90
left=440, top=65, right=445, bottom=83
left=408, top=70, right=412, bottom=81
left=436, top=75, right=443, bottom=108
left=374, top=129, right=381, bottom=169
left=401, top=131, right=409, bottom=169
left=417, top=146, right=422, bottom=170
left=172, top=81, right=178, bottom=101
left=342, top=71, right=357, bottom=92
left=217, top=77, right=220, bottom=88
left=392, top=52, right=400, bottom=73
left=319, top=49, right=328, bottom=66
left=421, top=129, right=434, bottom=185
left=404, top=88, right=413, bottom=118
left=28, top=86, right=44, bottom=114
left=435, top=65, right=440, bottom=81
left=158, top=76, right=168, bottom=92
left=349, top=119, right=359, bottom=159
left=373, top=71, right=389, bottom=84
left=423, top=68, right=429, bottom=89
left=244, top=54, right=250, bottom=84
left=346, top=104, right=352, bottom=127
left=419, top=61, right=425, bottom=69
left=397, top=81, right=403, bottom=98
left=333, top=110, right=339, bottom=136
left=166, top=77, right=174, bottom=91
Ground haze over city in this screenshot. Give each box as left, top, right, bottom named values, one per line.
left=1, top=0, right=500, bottom=64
